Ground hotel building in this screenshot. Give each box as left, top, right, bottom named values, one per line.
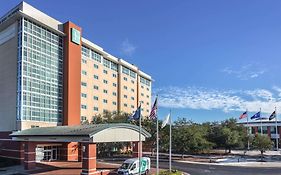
left=0, top=2, right=152, bottom=162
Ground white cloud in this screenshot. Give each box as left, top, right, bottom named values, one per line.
left=221, top=63, right=266, bottom=80
left=155, top=86, right=281, bottom=114
left=120, top=39, right=136, bottom=57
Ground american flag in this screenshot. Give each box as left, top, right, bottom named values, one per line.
left=239, top=111, right=247, bottom=120
left=149, top=97, right=158, bottom=120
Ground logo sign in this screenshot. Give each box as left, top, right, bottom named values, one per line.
left=71, top=28, right=80, bottom=45
left=140, top=159, right=147, bottom=172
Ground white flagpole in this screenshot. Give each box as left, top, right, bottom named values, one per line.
left=275, top=107, right=278, bottom=150
left=169, top=109, right=172, bottom=172
left=156, top=117, right=159, bottom=174
left=246, top=109, right=250, bottom=150
left=139, top=105, right=142, bottom=175
left=260, top=108, right=263, bottom=135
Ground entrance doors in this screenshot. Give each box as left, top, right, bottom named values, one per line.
left=36, top=145, right=61, bottom=162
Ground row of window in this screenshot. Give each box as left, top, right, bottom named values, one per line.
left=140, top=76, right=151, bottom=86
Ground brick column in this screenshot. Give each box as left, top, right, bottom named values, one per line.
left=132, top=141, right=142, bottom=158
left=254, top=126, right=258, bottom=135
left=267, top=126, right=271, bottom=137
left=81, top=143, right=97, bottom=175
left=24, top=142, right=36, bottom=170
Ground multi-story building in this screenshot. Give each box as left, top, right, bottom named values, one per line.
left=0, top=1, right=152, bottom=162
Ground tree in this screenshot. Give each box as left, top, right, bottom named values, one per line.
left=252, top=134, right=273, bottom=161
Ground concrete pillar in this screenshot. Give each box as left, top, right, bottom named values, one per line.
left=132, top=141, right=142, bottom=158
left=24, top=142, right=36, bottom=170
left=81, top=143, right=97, bottom=175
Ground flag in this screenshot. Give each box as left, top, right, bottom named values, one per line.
left=250, top=112, right=261, bottom=120
left=269, top=111, right=276, bottom=121
left=161, top=113, right=170, bottom=128
left=149, top=97, right=158, bottom=120
left=129, top=106, right=141, bottom=121
left=239, top=111, right=247, bottom=120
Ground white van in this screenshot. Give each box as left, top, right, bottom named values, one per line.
left=117, top=157, right=151, bottom=175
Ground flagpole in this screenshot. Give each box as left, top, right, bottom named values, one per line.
left=139, top=104, right=142, bottom=175
left=260, top=108, right=263, bottom=135
left=169, top=109, right=172, bottom=172
left=156, top=116, right=159, bottom=175
left=246, top=109, right=250, bottom=150
left=275, top=107, right=278, bottom=151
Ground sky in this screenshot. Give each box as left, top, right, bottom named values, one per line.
left=1, top=0, right=281, bottom=123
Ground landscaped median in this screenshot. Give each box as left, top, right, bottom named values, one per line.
left=159, top=170, right=189, bottom=175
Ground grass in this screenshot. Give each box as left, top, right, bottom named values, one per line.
left=159, top=170, right=183, bottom=175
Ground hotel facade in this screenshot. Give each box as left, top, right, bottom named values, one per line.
left=0, top=2, right=152, bottom=162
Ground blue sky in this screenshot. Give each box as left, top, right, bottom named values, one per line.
left=2, top=0, right=281, bottom=123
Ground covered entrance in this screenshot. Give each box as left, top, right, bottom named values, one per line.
left=10, top=123, right=151, bottom=175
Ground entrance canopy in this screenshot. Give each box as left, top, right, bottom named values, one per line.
left=10, top=123, right=151, bottom=143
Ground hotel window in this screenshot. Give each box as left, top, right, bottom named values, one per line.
left=122, top=66, right=130, bottom=75
left=111, top=62, right=118, bottom=72
left=146, top=109, right=149, bottom=113
left=147, top=95, right=149, bottom=98
left=124, top=103, right=128, bottom=107
left=93, top=85, right=99, bottom=90
left=113, top=83, right=117, bottom=87
left=146, top=102, right=149, bottom=105
left=141, top=93, right=144, bottom=96
left=82, top=70, right=87, bottom=76
left=124, top=86, right=128, bottom=90
left=103, top=80, right=108, bottom=84
left=141, top=86, right=144, bottom=89
left=113, top=92, right=117, bottom=96
left=94, top=75, right=99, bottom=80
left=131, top=97, right=135, bottom=100
left=81, top=116, right=87, bottom=121
left=270, top=126, right=277, bottom=134
left=131, top=80, right=135, bottom=84
left=81, top=93, right=87, bottom=98
left=94, top=64, right=99, bottom=69
left=131, top=89, right=134, bottom=92
left=93, top=96, right=99, bottom=101
left=124, top=77, right=128, bottom=81
left=82, top=46, right=90, bottom=57
left=103, top=89, right=108, bottom=94
left=103, top=99, right=108, bottom=104
left=113, top=74, right=117, bottom=78
left=103, top=58, right=110, bottom=68
left=131, top=105, right=135, bottom=109
left=103, top=70, right=108, bottom=74
left=81, top=105, right=87, bottom=109
left=124, top=95, right=128, bottom=98
left=91, top=51, right=102, bottom=63
left=82, top=59, right=87, bottom=64
left=147, top=88, right=150, bottom=91
left=130, top=71, right=136, bottom=79
left=81, top=82, right=87, bottom=87
left=113, top=101, right=117, bottom=105
left=93, top=107, right=98, bottom=111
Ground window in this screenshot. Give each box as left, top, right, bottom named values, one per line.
left=111, top=62, right=118, bottom=72
left=124, top=77, right=128, bottom=81
left=103, top=99, right=108, bottom=103
left=141, top=93, right=144, bottom=96
left=113, top=92, right=117, bottom=96
left=124, top=95, right=128, bottom=98
left=113, top=74, right=117, bottom=78
left=93, top=107, right=98, bottom=111
left=94, top=64, right=99, bottom=69
left=122, top=66, right=129, bottom=75
left=113, top=101, right=117, bottom=105
left=81, top=93, right=87, bottom=98
left=94, top=75, right=99, bottom=80
left=103, top=80, right=108, bottom=84
left=103, top=59, right=110, bottom=68
left=103, top=89, right=108, bottom=94
left=130, top=71, right=136, bottom=79
left=131, top=80, right=135, bottom=84
left=82, top=59, right=87, bottom=64
left=81, top=116, right=87, bottom=121
left=82, top=46, right=90, bottom=57
left=113, top=83, right=117, bottom=87
left=103, top=70, right=108, bottom=74
left=81, top=105, right=87, bottom=109
left=124, top=103, right=128, bottom=107
left=81, top=82, right=87, bottom=87
left=91, top=51, right=102, bottom=62
left=131, top=97, right=135, bottom=100
left=124, top=86, right=128, bottom=90
left=131, top=89, right=135, bottom=92
left=82, top=70, right=87, bottom=75
left=141, top=86, right=144, bottom=89
left=147, top=88, right=150, bottom=91
left=93, top=85, right=99, bottom=90
left=146, top=102, right=149, bottom=105
left=147, top=95, right=149, bottom=98
left=93, top=96, right=99, bottom=100
left=131, top=105, right=135, bottom=109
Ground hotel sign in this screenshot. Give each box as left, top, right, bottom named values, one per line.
left=71, top=28, right=81, bottom=45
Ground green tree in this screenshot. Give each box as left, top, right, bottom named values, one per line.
left=252, top=134, right=273, bottom=161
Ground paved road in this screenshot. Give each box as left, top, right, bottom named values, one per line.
left=103, top=159, right=281, bottom=175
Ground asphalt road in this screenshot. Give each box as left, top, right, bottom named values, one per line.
left=102, top=159, right=281, bottom=175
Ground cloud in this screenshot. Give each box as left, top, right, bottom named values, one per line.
left=155, top=86, right=281, bottom=114
left=120, top=39, right=136, bottom=57
left=221, top=63, right=266, bottom=80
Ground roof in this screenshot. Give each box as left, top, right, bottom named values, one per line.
left=10, top=123, right=151, bottom=143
